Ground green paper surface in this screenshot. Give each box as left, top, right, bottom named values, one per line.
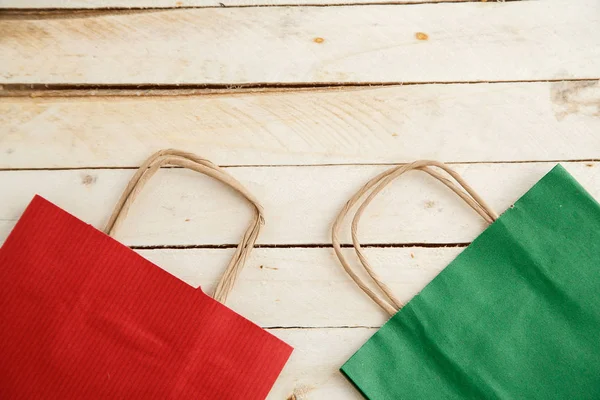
left=341, top=165, right=600, bottom=400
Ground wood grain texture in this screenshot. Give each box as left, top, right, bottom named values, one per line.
left=268, top=328, right=372, bottom=399
left=1, top=1, right=598, bottom=398
left=0, top=163, right=597, bottom=247
left=139, top=246, right=457, bottom=327
left=0, top=0, right=472, bottom=8
left=2, top=81, right=600, bottom=168
left=2, top=1, right=599, bottom=84
left=268, top=327, right=375, bottom=399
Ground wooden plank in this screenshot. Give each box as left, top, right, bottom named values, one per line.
left=267, top=328, right=373, bottom=399
left=0, top=0, right=470, bottom=8
left=1, top=1, right=599, bottom=84
left=0, top=162, right=597, bottom=246
left=136, top=246, right=460, bottom=327
left=2, top=81, right=600, bottom=168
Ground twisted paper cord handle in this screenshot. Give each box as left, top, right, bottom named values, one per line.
left=332, top=161, right=498, bottom=316
left=105, top=149, right=264, bottom=304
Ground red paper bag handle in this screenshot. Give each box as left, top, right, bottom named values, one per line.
left=331, top=160, right=498, bottom=316
left=104, top=149, right=264, bottom=304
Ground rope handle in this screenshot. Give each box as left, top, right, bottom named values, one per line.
left=331, top=160, right=498, bottom=316
left=104, top=149, right=264, bottom=304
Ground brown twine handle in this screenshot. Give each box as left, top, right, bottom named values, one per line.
left=104, top=149, right=264, bottom=304
left=332, top=160, right=498, bottom=316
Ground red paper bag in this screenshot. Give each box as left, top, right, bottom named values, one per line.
left=0, top=150, right=292, bottom=399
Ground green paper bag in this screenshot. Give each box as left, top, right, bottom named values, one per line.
left=333, top=163, right=600, bottom=400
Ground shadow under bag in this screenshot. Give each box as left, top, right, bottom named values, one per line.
left=0, top=150, right=292, bottom=399
left=334, top=163, right=600, bottom=400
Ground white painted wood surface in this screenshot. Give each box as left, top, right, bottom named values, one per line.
left=269, top=328, right=373, bottom=399
left=140, top=247, right=453, bottom=328
left=2, top=80, right=600, bottom=168
left=2, top=1, right=599, bottom=84
left=1, top=0, right=599, bottom=398
left=1, top=163, right=599, bottom=247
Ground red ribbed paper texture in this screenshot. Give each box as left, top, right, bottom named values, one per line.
left=0, top=196, right=292, bottom=399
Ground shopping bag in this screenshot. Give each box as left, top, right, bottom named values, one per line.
left=0, top=149, right=292, bottom=400
left=332, top=161, right=600, bottom=399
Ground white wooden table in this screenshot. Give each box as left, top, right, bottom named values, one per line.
left=1, top=0, right=599, bottom=398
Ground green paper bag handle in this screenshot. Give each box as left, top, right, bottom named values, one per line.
left=104, top=149, right=265, bottom=304
left=331, top=160, right=499, bottom=316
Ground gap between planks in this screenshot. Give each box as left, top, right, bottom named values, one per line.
left=1, top=159, right=598, bottom=172
left=129, top=242, right=471, bottom=249
left=267, top=326, right=376, bottom=329
left=0, top=0, right=513, bottom=13
left=3, top=78, right=599, bottom=97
